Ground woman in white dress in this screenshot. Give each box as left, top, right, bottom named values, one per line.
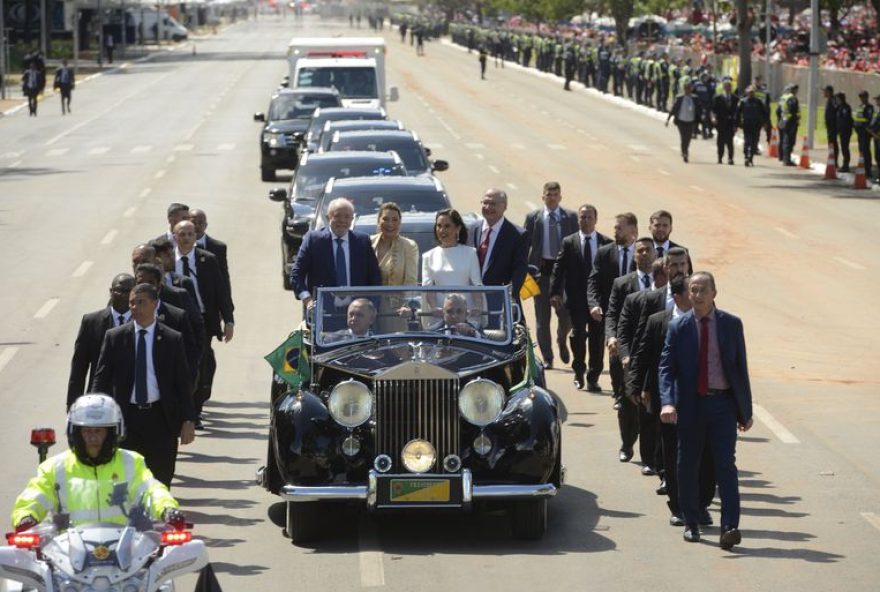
left=421, top=208, right=483, bottom=321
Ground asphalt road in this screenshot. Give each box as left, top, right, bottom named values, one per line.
left=1, top=14, right=878, bottom=592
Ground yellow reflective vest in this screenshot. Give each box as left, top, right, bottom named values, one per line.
left=11, top=448, right=178, bottom=528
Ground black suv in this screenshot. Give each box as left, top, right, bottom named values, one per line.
left=326, top=129, right=449, bottom=176
left=302, top=107, right=387, bottom=154
left=268, top=151, right=407, bottom=289
left=254, top=87, right=341, bottom=181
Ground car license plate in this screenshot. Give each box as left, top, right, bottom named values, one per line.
left=389, top=479, right=450, bottom=503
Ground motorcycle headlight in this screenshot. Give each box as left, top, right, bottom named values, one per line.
left=458, top=379, right=504, bottom=427
left=328, top=380, right=372, bottom=428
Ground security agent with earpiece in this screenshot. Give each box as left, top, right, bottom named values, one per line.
left=10, top=394, right=183, bottom=532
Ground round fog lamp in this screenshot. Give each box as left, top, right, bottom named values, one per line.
left=401, top=439, right=436, bottom=473
left=342, top=435, right=360, bottom=457
left=473, top=434, right=492, bottom=456
left=443, top=454, right=462, bottom=473
left=374, top=454, right=392, bottom=473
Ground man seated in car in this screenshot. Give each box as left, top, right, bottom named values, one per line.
left=327, top=298, right=376, bottom=342
left=430, top=293, right=484, bottom=337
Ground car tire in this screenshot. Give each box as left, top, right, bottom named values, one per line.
left=285, top=501, right=321, bottom=545
left=261, top=167, right=276, bottom=182
left=510, top=498, right=547, bottom=540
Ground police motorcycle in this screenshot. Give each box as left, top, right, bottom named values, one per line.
left=0, top=428, right=209, bottom=592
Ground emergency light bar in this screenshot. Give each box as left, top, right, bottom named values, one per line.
left=7, top=532, right=41, bottom=548
left=30, top=428, right=56, bottom=446
left=161, top=530, right=193, bottom=545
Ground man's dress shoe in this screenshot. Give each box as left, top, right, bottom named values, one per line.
left=669, top=514, right=684, bottom=527
left=720, top=526, right=741, bottom=550
left=618, top=448, right=633, bottom=462
left=699, top=508, right=713, bottom=526
left=573, top=374, right=585, bottom=390
left=586, top=381, right=602, bottom=393
left=683, top=525, right=700, bottom=543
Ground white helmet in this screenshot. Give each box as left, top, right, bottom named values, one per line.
left=67, top=394, right=126, bottom=465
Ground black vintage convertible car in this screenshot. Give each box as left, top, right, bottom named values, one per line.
left=257, top=286, right=562, bottom=545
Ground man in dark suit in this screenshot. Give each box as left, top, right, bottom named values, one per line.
left=523, top=182, right=578, bottom=369
left=647, top=209, right=689, bottom=264
left=468, top=188, right=528, bottom=308
left=290, top=197, right=382, bottom=327
left=587, top=212, right=638, bottom=392
left=148, top=238, right=199, bottom=305
left=53, top=59, right=75, bottom=115
left=92, top=283, right=196, bottom=487
left=155, top=203, right=190, bottom=245
left=326, top=298, right=377, bottom=341
left=189, top=208, right=233, bottom=311
left=604, top=238, right=656, bottom=463
left=631, top=276, right=715, bottom=527
left=659, top=271, right=753, bottom=549
left=712, top=77, right=740, bottom=165
left=666, top=82, right=702, bottom=162
left=67, top=274, right=134, bottom=409
left=173, top=220, right=234, bottom=424
left=550, top=204, right=611, bottom=390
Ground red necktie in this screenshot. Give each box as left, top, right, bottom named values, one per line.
left=698, top=317, right=709, bottom=396
left=478, top=227, right=491, bottom=269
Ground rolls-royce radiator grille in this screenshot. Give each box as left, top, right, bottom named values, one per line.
left=374, top=378, right=460, bottom=472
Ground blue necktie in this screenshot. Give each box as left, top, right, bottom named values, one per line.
left=642, top=274, right=651, bottom=289
left=335, top=238, right=348, bottom=286
left=620, top=247, right=629, bottom=277
left=135, top=329, right=148, bottom=405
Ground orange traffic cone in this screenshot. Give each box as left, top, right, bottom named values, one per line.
left=768, top=127, right=779, bottom=158
left=823, top=145, right=838, bottom=180
left=798, top=136, right=811, bottom=169
left=853, top=155, right=868, bottom=189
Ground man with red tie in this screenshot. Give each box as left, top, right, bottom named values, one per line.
left=659, top=271, right=753, bottom=549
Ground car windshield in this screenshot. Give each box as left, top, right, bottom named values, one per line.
left=319, top=186, right=448, bottom=217
left=269, top=95, right=340, bottom=120
left=307, top=112, right=385, bottom=142
left=292, top=161, right=407, bottom=200
left=329, top=138, right=429, bottom=174
left=319, top=122, right=400, bottom=152
left=297, top=67, right=378, bottom=99
left=312, top=286, right=513, bottom=346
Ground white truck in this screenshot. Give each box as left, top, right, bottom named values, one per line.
left=287, top=37, right=398, bottom=109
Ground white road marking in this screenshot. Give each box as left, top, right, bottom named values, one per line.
left=473, top=154, right=484, bottom=160
left=217, top=143, right=235, bottom=151
left=726, top=202, right=746, bottom=213
left=669, top=145, right=680, bottom=152
left=101, top=229, right=118, bottom=245
left=752, top=404, right=800, bottom=444
left=861, top=512, right=880, bottom=533
left=576, top=128, right=585, bottom=133
left=510, top=143, right=526, bottom=150
left=506, top=182, right=518, bottom=190
left=465, top=142, right=486, bottom=150
left=436, top=118, right=462, bottom=140
left=131, top=145, right=152, bottom=154
left=71, top=261, right=94, bottom=278
left=547, top=144, right=565, bottom=150
left=47, top=148, right=69, bottom=157
left=33, top=298, right=60, bottom=319
left=166, top=155, right=176, bottom=163
left=9, top=160, right=22, bottom=168
left=630, top=155, right=641, bottom=163
left=0, top=347, right=20, bottom=375
left=154, top=170, right=166, bottom=179
left=139, top=188, right=152, bottom=198
left=358, top=529, right=385, bottom=587
left=833, top=257, right=867, bottom=271
left=488, top=165, right=500, bottom=174
left=774, top=226, right=798, bottom=239
left=628, top=143, right=649, bottom=152
left=540, top=110, right=549, bottom=116
left=688, top=185, right=704, bottom=192
left=424, top=143, right=444, bottom=149
left=657, top=168, right=671, bottom=176
left=88, top=146, right=110, bottom=155
left=1, top=151, right=24, bottom=158
left=174, top=144, right=194, bottom=152
left=123, top=206, right=137, bottom=218
left=524, top=200, right=539, bottom=210
left=594, top=144, right=607, bottom=151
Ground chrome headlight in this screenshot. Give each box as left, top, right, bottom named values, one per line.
left=328, top=380, right=372, bottom=428
left=401, top=439, right=436, bottom=473
left=458, top=378, right=504, bottom=426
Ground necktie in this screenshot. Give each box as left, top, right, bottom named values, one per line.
left=118, top=314, right=125, bottom=326
left=582, top=235, right=592, bottom=271
left=642, top=274, right=651, bottom=289
left=135, top=329, right=148, bottom=405
left=181, top=255, right=192, bottom=277
left=478, top=227, right=491, bottom=269
left=335, top=238, right=348, bottom=285
left=698, top=317, right=709, bottom=396
left=619, top=247, right=629, bottom=277
left=656, top=245, right=664, bottom=258
left=548, top=212, right=560, bottom=257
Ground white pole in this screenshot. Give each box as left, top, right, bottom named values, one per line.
left=0, top=0, right=6, bottom=100
left=806, top=0, right=819, bottom=150
left=764, top=0, right=771, bottom=93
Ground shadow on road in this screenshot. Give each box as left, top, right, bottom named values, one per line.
left=209, top=561, right=270, bottom=576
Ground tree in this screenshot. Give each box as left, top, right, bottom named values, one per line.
left=609, top=0, right=634, bottom=44
left=735, top=0, right=752, bottom=92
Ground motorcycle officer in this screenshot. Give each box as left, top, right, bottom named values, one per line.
left=11, top=394, right=185, bottom=531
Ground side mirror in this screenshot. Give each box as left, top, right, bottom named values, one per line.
left=268, top=187, right=288, bottom=202
left=432, top=159, right=449, bottom=172
left=253, top=112, right=265, bottom=122
left=388, top=86, right=400, bottom=102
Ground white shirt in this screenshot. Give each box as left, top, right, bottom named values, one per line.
left=175, top=247, right=204, bottom=312
left=665, top=285, right=675, bottom=310
left=678, top=95, right=696, bottom=122
left=579, top=231, right=598, bottom=264
left=110, top=308, right=131, bottom=327
left=636, top=270, right=652, bottom=291
left=196, top=236, right=207, bottom=249
left=654, top=240, right=671, bottom=256
left=618, top=244, right=634, bottom=275
left=477, top=218, right=504, bottom=275
left=542, top=208, right=562, bottom=260
left=672, top=305, right=686, bottom=319
left=422, top=244, right=483, bottom=287
left=131, top=321, right=160, bottom=404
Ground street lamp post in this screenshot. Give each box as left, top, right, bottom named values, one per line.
left=806, top=0, right=819, bottom=152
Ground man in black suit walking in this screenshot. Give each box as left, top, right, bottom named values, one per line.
left=92, top=283, right=196, bottom=487
left=523, top=182, right=578, bottom=369
left=53, top=59, right=75, bottom=114
left=549, top=204, right=611, bottom=390
left=156, top=203, right=190, bottom=245
left=189, top=208, right=233, bottom=310
left=712, top=77, right=740, bottom=165
left=648, top=209, right=688, bottom=263
left=587, top=212, right=638, bottom=392
left=67, top=274, right=134, bottom=409
left=148, top=238, right=199, bottom=305
left=173, top=220, right=234, bottom=426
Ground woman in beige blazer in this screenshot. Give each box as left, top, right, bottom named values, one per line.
left=371, top=202, right=419, bottom=332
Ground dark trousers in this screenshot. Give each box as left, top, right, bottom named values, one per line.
left=479, top=58, right=487, bottom=79
left=534, top=269, right=570, bottom=364
left=195, top=335, right=216, bottom=413
left=675, top=121, right=696, bottom=157
left=59, top=86, right=72, bottom=113
left=26, top=92, right=38, bottom=115
left=678, top=394, right=740, bottom=528
left=874, top=138, right=880, bottom=179
left=828, top=132, right=839, bottom=167
left=781, top=123, right=798, bottom=163
left=124, top=404, right=178, bottom=488
left=638, top=404, right=659, bottom=470
left=839, top=129, right=852, bottom=168
left=743, top=123, right=761, bottom=160
left=856, top=129, right=872, bottom=177
left=662, top=422, right=715, bottom=515
left=716, top=124, right=735, bottom=161
left=616, top=390, right=639, bottom=453
left=568, top=307, right=588, bottom=377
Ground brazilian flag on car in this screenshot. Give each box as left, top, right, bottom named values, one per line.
left=264, top=330, right=310, bottom=389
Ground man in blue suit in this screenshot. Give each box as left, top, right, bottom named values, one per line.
left=290, top=198, right=382, bottom=328
left=658, top=271, right=753, bottom=550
